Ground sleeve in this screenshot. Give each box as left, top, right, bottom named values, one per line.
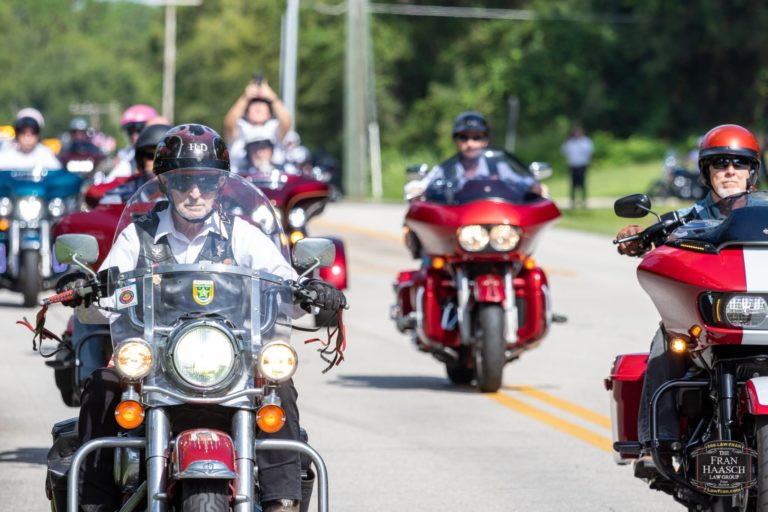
left=231, top=218, right=297, bottom=281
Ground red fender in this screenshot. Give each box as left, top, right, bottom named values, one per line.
left=173, top=429, right=237, bottom=480
left=473, top=274, right=505, bottom=303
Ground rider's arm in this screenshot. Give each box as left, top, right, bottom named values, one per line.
left=224, top=81, right=261, bottom=143
left=257, top=80, right=292, bottom=141
left=405, top=165, right=442, bottom=200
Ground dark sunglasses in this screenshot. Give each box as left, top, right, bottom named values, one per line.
left=165, top=174, right=221, bottom=194
left=123, top=122, right=146, bottom=136
left=710, top=156, right=753, bottom=171
left=455, top=133, right=487, bottom=142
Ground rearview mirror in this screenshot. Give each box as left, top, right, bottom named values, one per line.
left=55, top=234, right=99, bottom=265
left=528, top=161, right=552, bottom=180
left=292, top=238, right=335, bottom=274
left=614, top=194, right=652, bottom=218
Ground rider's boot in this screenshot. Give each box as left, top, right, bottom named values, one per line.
left=263, top=499, right=300, bottom=512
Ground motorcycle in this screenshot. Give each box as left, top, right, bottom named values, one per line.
left=606, top=191, right=768, bottom=510
left=42, top=170, right=333, bottom=512
left=390, top=150, right=561, bottom=392
left=647, top=151, right=707, bottom=201
left=58, top=139, right=107, bottom=182
left=0, top=165, right=81, bottom=306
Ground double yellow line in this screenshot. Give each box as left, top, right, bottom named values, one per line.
left=491, top=386, right=613, bottom=453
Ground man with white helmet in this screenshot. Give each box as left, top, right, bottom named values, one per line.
left=0, top=108, right=61, bottom=170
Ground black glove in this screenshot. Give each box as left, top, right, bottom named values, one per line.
left=302, top=279, right=347, bottom=312
left=54, top=271, right=92, bottom=308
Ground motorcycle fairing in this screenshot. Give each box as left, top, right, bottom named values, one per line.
left=745, top=378, right=768, bottom=415
left=606, top=353, right=648, bottom=462
left=173, top=429, right=237, bottom=479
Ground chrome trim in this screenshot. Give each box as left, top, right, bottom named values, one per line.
left=8, top=220, right=19, bottom=278
left=142, top=274, right=154, bottom=343
left=456, top=268, right=471, bottom=343
left=119, top=480, right=146, bottom=512
left=39, top=220, right=51, bottom=277
left=502, top=269, right=518, bottom=344
left=142, top=385, right=265, bottom=404
left=233, top=410, right=255, bottom=511
left=119, top=263, right=282, bottom=283
left=147, top=408, right=170, bottom=512
left=176, top=460, right=236, bottom=480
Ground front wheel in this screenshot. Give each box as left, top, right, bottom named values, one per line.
left=20, top=250, right=40, bottom=307
left=755, top=417, right=768, bottom=510
left=180, top=480, right=229, bottom=511
left=474, top=304, right=505, bottom=393
left=446, top=346, right=473, bottom=385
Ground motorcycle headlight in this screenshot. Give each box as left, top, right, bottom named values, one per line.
left=171, top=323, right=237, bottom=388
left=725, top=295, right=768, bottom=328
left=17, top=196, right=42, bottom=221
left=0, top=197, right=12, bottom=216
left=489, top=225, right=521, bottom=252
left=115, top=339, right=153, bottom=380
left=48, top=197, right=66, bottom=217
left=458, top=225, right=489, bottom=252
left=257, top=341, right=298, bottom=382
left=66, top=160, right=94, bottom=173
left=252, top=204, right=277, bottom=234
left=288, top=207, right=306, bottom=228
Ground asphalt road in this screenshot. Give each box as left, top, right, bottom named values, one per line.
left=0, top=200, right=680, bottom=511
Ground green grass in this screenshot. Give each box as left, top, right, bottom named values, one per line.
left=555, top=207, right=637, bottom=236
left=547, top=160, right=661, bottom=198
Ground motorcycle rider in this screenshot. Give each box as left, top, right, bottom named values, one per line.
left=104, top=104, right=159, bottom=182
left=58, top=124, right=346, bottom=512
left=405, top=111, right=547, bottom=199
left=0, top=110, right=61, bottom=170
left=241, top=133, right=287, bottom=179
left=615, top=123, right=760, bottom=474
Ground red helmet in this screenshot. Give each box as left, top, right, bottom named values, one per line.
left=153, top=123, right=230, bottom=176
left=698, top=124, right=761, bottom=187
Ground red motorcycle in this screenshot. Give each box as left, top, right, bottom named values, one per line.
left=607, top=191, right=768, bottom=511
left=390, top=153, right=560, bottom=392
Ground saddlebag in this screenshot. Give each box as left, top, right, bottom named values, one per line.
left=605, top=353, right=647, bottom=463
left=45, top=417, right=79, bottom=512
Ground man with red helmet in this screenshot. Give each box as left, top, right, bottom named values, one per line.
left=59, top=124, right=345, bottom=512
left=615, top=124, right=760, bottom=477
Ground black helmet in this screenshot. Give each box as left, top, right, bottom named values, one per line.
left=13, top=116, right=41, bottom=136
left=452, top=111, right=488, bottom=136
left=134, top=123, right=172, bottom=171
left=153, top=123, right=230, bottom=176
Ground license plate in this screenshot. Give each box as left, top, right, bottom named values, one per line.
left=692, top=441, right=756, bottom=495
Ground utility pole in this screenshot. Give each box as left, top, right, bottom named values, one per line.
left=344, top=0, right=368, bottom=199
left=281, top=0, right=300, bottom=124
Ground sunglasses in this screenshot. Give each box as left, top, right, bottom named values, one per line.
left=710, top=157, right=753, bottom=171
left=165, top=174, right=221, bottom=194
left=123, top=122, right=146, bottom=136
left=455, top=133, right=487, bottom=142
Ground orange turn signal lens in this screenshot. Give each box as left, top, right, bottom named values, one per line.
left=524, top=257, right=536, bottom=270
left=0, top=218, right=9, bottom=231
left=670, top=338, right=687, bottom=354
left=115, top=400, right=145, bottom=429
left=290, top=231, right=305, bottom=244
left=431, top=257, right=445, bottom=270
left=256, top=404, right=286, bottom=433
left=689, top=325, right=702, bottom=338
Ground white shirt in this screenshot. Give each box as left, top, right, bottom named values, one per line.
left=0, top=143, right=61, bottom=170
left=561, top=135, right=594, bottom=167
left=104, top=146, right=135, bottom=182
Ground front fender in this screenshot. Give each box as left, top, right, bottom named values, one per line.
left=173, top=429, right=236, bottom=480
left=745, top=377, right=768, bottom=415
left=472, top=273, right=505, bottom=303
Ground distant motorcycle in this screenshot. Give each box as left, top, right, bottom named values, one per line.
left=647, top=152, right=706, bottom=201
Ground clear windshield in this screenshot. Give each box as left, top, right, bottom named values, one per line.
left=104, top=169, right=293, bottom=407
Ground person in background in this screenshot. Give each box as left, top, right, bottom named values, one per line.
left=561, top=125, right=594, bottom=209
left=104, top=104, right=159, bottom=182
left=0, top=109, right=61, bottom=170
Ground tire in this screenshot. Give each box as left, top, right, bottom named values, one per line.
left=756, top=417, right=768, bottom=510
left=446, top=346, right=473, bottom=385
left=474, top=304, right=505, bottom=393
left=180, top=480, right=229, bottom=512
left=20, top=250, right=40, bottom=307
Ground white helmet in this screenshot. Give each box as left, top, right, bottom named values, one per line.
left=16, top=107, right=45, bottom=129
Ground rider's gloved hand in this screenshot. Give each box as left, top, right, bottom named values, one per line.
left=55, top=271, right=92, bottom=308
left=616, top=224, right=646, bottom=256
left=302, top=279, right=347, bottom=312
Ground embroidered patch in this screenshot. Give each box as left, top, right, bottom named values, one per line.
left=193, top=280, right=214, bottom=306
left=115, top=284, right=139, bottom=310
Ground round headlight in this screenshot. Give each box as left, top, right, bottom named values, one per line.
left=115, top=339, right=153, bottom=380
left=489, top=225, right=521, bottom=251
left=17, top=196, right=42, bottom=221
left=171, top=324, right=236, bottom=388
left=288, top=207, right=306, bottom=228
left=252, top=204, right=277, bottom=234
left=257, top=342, right=298, bottom=382
left=48, top=197, right=66, bottom=217
left=725, top=295, right=768, bottom=328
left=458, top=225, right=489, bottom=252
left=0, top=197, right=12, bottom=216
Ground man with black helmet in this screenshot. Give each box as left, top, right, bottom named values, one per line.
left=406, top=111, right=546, bottom=198
left=0, top=110, right=61, bottom=169
left=615, top=123, right=760, bottom=477
left=59, top=124, right=344, bottom=512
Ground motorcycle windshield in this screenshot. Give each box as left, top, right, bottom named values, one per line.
left=667, top=191, right=768, bottom=249
left=105, top=169, right=293, bottom=407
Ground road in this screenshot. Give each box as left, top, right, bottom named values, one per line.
left=0, top=200, right=679, bottom=511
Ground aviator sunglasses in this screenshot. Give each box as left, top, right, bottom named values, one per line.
left=710, top=156, right=753, bottom=171
left=455, top=133, right=487, bottom=142
left=165, top=174, right=221, bottom=194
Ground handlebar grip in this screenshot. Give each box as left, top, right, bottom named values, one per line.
left=42, top=289, right=77, bottom=306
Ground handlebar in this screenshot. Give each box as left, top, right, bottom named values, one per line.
left=41, top=285, right=95, bottom=306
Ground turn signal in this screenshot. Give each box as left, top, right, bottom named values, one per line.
left=431, top=257, right=445, bottom=270
left=0, top=218, right=8, bottom=231
left=290, top=231, right=305, bottom=244
left=670, top=337, right=687, bottom=354
left=524, top=257, right=536, bottom=270
left=256, top=404, right=286, bottom=433
left=689, top=325, right=702, bottom=338
left=115, top=400, right=145, bottom=429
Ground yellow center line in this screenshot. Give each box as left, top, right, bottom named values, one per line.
left=489, top=392, right=613, bottom=453
left=506, top=385, right=612, bottom=429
